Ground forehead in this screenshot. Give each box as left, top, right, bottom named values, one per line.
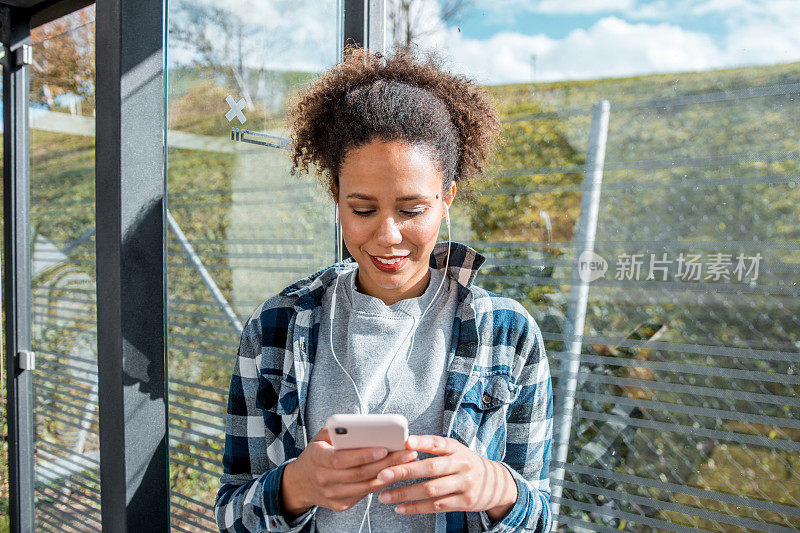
left=339, top=140, right=444, bottom=197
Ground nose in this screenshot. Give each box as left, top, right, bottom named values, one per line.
left=375, top=214, right=402, bottom=247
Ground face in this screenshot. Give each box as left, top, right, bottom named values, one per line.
left=336, top=139, right=456, bottom=305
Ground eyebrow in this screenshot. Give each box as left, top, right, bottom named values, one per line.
left=345, top=193, right=432, bottom=202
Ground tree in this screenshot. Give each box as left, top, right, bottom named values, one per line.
left=30, top=5, right=95, bottom=112
left=388, top=0, right=472, bottom=50
left=168, top=2, right=263, bottom=111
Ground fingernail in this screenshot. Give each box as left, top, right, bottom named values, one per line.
left=407, top=451, right=418, bottom=460
left=379, top=492, right=391, bottom=503
left=407, top=436, right=416, bottom=448
left=373, top=448, right=388, bottom=460
left=395, top=505, right=406, bottom=514
left=377, top=470, right=394, bottom=482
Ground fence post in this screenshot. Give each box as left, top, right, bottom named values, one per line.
left=550, top=99, right=610, bottom=529
left=166, top=211, right=243, bottom=334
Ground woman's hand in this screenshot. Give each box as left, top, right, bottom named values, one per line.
left=280, top=428, right=419, bottom=517
left=375, top=435, right=517, bottom=521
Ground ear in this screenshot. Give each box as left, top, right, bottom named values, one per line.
left=443, top=181, right=457, bottom=212
left=333, top=190, right=340, bottom=224
left=330, top=176, right=340, bottom=202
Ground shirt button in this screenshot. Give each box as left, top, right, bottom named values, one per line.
left=482, top=393, right=493, bottom=405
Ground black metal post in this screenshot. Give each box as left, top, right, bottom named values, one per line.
left=2, top=7, right=35, bottom=532
left=95, top=0, right=168, bottom=530
left=343, top=0, right=365, bottom=48
left=343, top=0, right=385, bottom=52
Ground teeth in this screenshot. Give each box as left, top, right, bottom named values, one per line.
left=375, top=256, right=404, bottom=265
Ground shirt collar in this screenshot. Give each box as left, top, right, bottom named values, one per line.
left=280, top=241, right=486, bottom=301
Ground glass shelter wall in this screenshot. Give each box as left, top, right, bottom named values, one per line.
left=165, top=1, right=340, bottom=531
left=476, top=76, right=800, bottom=532
left=0, top=63, right=4, bottom=533
left=27, top=6, right=100, bottom=532
left=400, top=7, right=800, bottom=532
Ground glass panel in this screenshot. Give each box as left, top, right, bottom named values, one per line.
left=165, top=1, right=340, bottom=530
left=399, top=3, right=800, bottom=531
left=0, top=62, right=5, bottom=532
left=28, top=6, right=100, bottom=531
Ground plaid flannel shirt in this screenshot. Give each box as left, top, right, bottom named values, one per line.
left=215, top=242, right=553, bottom=532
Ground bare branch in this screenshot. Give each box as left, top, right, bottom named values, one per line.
left=387, top=0, right=472, bottom=50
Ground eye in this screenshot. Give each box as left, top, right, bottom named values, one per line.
left=351, top=208, right=424, bottom=217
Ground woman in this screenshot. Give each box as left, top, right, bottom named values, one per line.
left=215, top=47, right=552, bottom=533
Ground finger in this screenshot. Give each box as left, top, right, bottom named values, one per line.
left=325, top=446, right=389, bottom=470
left=405, top=435, right=457, bottom=456
left=328, top=475, right=398, bottom=499
left=332, top=450, right=419, bottom=484
left=376, top=455, right=459, bottom=484
left=305, top=438, right=334, bottom=467
left=394, top=494, right=465, bottom=515
left=311, top=427, right=331, bottom=444
left=378, top=475, right=460, bottom=505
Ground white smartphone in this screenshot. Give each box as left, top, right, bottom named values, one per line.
left=326, top=414, right=409, bottom=452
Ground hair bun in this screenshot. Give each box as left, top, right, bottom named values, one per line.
left=288, top=46, right=500, bottom=196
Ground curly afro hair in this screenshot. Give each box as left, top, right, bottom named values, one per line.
left=287, top=46, right=501, bottom=197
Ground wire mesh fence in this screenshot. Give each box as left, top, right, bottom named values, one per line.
left=480, top=81, right=800, bottom=532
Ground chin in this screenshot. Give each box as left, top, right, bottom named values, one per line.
left=356, top=256, right=423, bottom=292
left=366, top=271, right=412, bottom=290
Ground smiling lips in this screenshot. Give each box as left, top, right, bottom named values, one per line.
left=370, top=254, right=410, bottom=272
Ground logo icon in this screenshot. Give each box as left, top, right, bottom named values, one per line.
left=225, top=95, right=247, bottom=124
left=578, top=250, right=607, bottom=283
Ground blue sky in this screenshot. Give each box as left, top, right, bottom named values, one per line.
left=459, top=9, right=727, bottom=42
left=413, top=0, right=800, bottom=84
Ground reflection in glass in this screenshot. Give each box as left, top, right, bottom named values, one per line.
left=28, top=6, right=100, bottom=531
left=389, top=2, right=800, bottom=531
left=0, top=55, right=3, bottom=533
left=165, top=1, right=339, bottom=530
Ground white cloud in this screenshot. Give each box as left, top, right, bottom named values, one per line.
left=690, top=0, right=761, bottom=15
left=534, top=0, right=636, bottom=14
left=423, top=30, right=557, bottom=84
left=686, top=0, right=800, bottom=67
left=474, top=0, right=636, bottom=15
left=416, top=1, right=800, bottom=84
left=167, top=0, right=338, bottom=72
left=421, top=16, right=725, bottom=84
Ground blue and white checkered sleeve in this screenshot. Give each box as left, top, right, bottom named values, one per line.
left=482, top=311, right=553, bottom=533
left=214, top=310, right=316, bottom=532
